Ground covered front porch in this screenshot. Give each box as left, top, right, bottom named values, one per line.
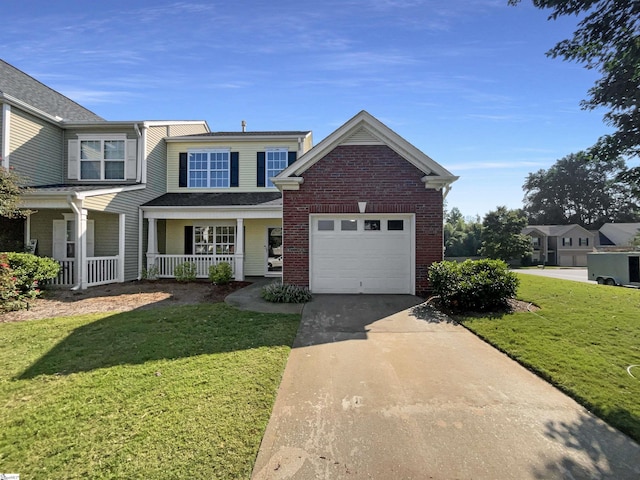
left=141, top=192, right=284, bottom=282
left=19, top=187, right=127, bottom=289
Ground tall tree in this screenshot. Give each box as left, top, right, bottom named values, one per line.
left=509, top=1, right=640, bottom=172
left=522, top=152, right=639, bottom=228
left=444, top=207, right=482, bottom=257
left=480, top=206, right=532, bottom=262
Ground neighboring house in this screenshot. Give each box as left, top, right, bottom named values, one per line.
left=597, top=223, right=640, bottom=249
left=1, top=59, right=209, bottom=288
left=522, top=225, right=595, bottom=266
left=2, top=60, right=459, bottom=294
left=274, top=111, right=458, bottom=295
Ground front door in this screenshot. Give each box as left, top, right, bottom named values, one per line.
left=266, top=227, right=282, bottom=275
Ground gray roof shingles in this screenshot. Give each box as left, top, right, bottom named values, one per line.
left=142, top=192, right=283, bottom=207
left=0, top=59, right=104, bottom=122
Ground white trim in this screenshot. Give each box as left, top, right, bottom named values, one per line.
left=165, top=131, right=310, bottom=142
left=275, top=177, right=303, bottom=190
left=143, top=206, right=282, bottom=220
left=0, top=92, right=64, bottom=125
left=1, top=103, right=10, bottom=168
left=186, top=148, right=231, bottom=188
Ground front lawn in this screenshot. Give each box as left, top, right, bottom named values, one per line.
left=458, top=274, right=640, bottom=442
left=0, top=303, right=300, bottom=479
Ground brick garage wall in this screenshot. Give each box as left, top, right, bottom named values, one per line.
left=282, top=144, right=444, bottom=296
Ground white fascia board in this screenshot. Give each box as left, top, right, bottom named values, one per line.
left=272, top=177, right=303, bottom=191
left=20, top=184, right=145, bottom=203
left=19, top=196, right=71, bottom=209
left=0, top=93, right=64, bottom=125
left=75, top=184, right=146, bottom=199
left=165, top=132, right=311, bottom=142
left=142, top=205, right=282, bottom=220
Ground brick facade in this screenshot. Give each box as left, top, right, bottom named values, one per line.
left=282, top=144, right=444, bottom=296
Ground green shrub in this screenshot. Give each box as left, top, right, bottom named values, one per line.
left=6, top=252, right=60, bottom=291
left=0, top=254, right=20, bottom=312
left=428, top=259, right=519, bottom=313
left=1, top=252, right=60, bottom=311
left=261, top=283, right=312, bottom=303
left=209, top=262, right=233, bottom=285
left=141, top=265, right=159, bottom=280
left=174, top=262, right=197, bottom=282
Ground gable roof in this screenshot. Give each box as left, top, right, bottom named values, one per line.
left=522, top=224, right=593, bottom=237
left=0, top=59, right=103, bottom=122
left=273, top=110, right=458, bottom=191
left=599, top=223, right=640, bottom=246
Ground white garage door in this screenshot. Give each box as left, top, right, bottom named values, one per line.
left=310, top=214, right=414, bottom=294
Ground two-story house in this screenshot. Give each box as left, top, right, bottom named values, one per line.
left=3, top=60, right=459, bottom=295
left=522, top=224, right=594, bottom=266
left=140, top=130, right=313, bottom=281
left=1, top=59, right=209, bottom=288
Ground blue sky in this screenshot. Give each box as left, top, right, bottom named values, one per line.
left=1, top=0, right=611, bottom=218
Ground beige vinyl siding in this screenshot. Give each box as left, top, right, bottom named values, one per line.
left=168, top=124, right=208, bottom=136
left=167, top=140, right=300, bottom=192
left=29, top=209, right=68, bottom=257
left=244, top=219, right=281, bottom=276
left=83, top=194, right=117, bottom=211
left=9, top=108, right=64, bottom=185
left=91, top=212, right=119, bottom=256
left=0, top=103, right=3, bottom=151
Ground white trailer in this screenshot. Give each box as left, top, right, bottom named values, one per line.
left=587, top=252, right=640, bottom=286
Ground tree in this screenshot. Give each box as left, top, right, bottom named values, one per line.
left=0, top=166, right=26, bottom=219
left=509, top=1, right=640, bottom=169
left=522, top=151, right=639, bottom=228
left=444, top=207, right=483, bottom=257
left=480, top=206, right=532, bottom=262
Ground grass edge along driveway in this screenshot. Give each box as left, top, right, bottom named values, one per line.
left=0, top=303, right=300, bottom=479
left=459, top=274, right=640, bottom=443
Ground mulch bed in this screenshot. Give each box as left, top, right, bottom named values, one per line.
left=0, top=280, right=252, bottom=323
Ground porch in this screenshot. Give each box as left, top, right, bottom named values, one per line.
left=148, top=254, right=236, bottom=279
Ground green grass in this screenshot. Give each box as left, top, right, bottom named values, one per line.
left=458, top=274, right=640, bottom=442
left=0, top=303, right=300, bottom=479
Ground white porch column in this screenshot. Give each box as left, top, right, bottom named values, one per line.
left=118, top=214, right=126, bottom=282
left=235, top=218, right=244, bottom=281
left=146, top=217, right=158, bottom=271
left=71, top=207, right=88, bottom=289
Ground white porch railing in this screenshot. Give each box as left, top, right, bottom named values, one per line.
left=153, top=254, right=236, bottom=278
left=49, top=257, right=120, bottom=287
left=87, top=256, right=119, bottom=287
left=51, top=260, right=75, bottom=286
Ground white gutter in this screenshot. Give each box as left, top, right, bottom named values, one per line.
left=1, top=103, right=10, bottom=168
left=134, top=123, right=142, bottom=183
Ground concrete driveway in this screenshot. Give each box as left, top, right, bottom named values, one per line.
left=252, top=295, right=640, bottom=479
left=514, top=267, right=593, bottom=284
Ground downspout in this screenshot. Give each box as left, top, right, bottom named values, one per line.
left=134, top=123, right=142, bottom=183
left=68, top=193, right=83, bottom=290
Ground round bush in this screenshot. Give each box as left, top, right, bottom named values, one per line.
left=428, top=259, right=519, bottom=313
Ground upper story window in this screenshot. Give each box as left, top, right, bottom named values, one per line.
left=80, top=137, right=125, bottom=180
left=562, top=237, right=573, bottom=247
left=579, top=237, right=589, bottom=246
left=266, top=148, right=288, bottom=188
left=189, top=149, right=230, bottom=188
left=69, top=135, right=136, bottom=182
left=531, top=237, right=540, bottom=247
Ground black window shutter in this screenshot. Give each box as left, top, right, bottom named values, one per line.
left=230, top=152, right=239, bottom=187
left=288, top=151, right=297, bottom=166
left=184, top=226, right=193, bottom=255
left=179, top=152, right=188, bottom=188
left=257, top=152, right=266, bottom=187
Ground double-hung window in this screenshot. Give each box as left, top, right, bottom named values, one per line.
left=194, top=225, right=235, bottom=255
left=266, top=148, right=288, bottom=187
left=80, top=136, right=126, bottom=180
left=189, top=149, right=230, bottom=188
